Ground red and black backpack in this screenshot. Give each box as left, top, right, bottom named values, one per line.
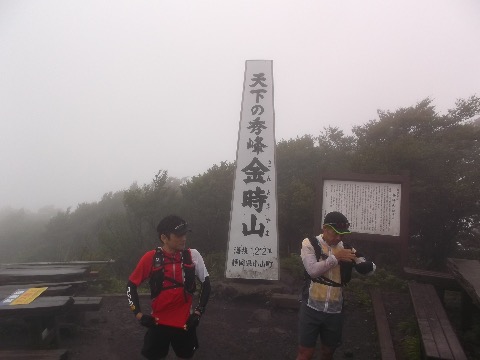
left=148, top=247, right=196, bottom=299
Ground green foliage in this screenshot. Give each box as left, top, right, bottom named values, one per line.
left=276, top=135, right=319, bottom=254
left=97, top=276, right=150, bottom=294
left=2, top=95, right=479, bottom=274
left=352, top=96, right=480, bottom=267
left=180, top=161, right=235, bottom=254
left=202, top=252, right=226, bottom=281
left=280, top=253, right=304, bottom=280
left=358, top=268, right=408, bottom=291
left=401, top=335, right=421, bottom=360
left=33, top=191, right=127, bottom=263
left=123, top=170, right=183, bottom=250
left=345, top=281, right=371, bottom=308
left=398, top=318, right=421, bottom=360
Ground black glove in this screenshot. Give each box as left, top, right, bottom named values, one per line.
left=139, top=314, right=156, bottom=328
left=354, top=261, right=374, bottom=274
left=184, top=313, right=201, bottom=331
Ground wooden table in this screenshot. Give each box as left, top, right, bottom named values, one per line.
left=0, top=296, right=74, bottom=348
left=0, top=264, right=91, bottom=285
left=447, top=257, right=480, bottom=330
left=0, top=296, right=74, bottom=317
left=0, top=284, right=74, bottom=298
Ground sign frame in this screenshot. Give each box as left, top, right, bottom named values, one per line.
left=314, top=171, right=410, bottom=266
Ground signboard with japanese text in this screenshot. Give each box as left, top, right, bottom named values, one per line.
left=226, top=60, right=279, bottom=280
left=322, top=180, right=401, bottom=236
left=314, top=172, right=410, bottom=266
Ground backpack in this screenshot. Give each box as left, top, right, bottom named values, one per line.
left=148, top=247, right=196, bottom=299
left=301, top=236, right=354, bottom=300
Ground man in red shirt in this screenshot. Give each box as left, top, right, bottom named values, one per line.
left=126, top=215, right=211, bottom=359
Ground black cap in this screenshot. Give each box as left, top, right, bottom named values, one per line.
left=323, top=211, right=351, bottom=234
left=156, top=215, right=191, bottom=236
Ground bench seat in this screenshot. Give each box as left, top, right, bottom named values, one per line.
left=71, top=296, right=103, bottom=311
left=370, top=289, right=397, bottom=360
left=0, top=349, right=68, bottom=359
left=403, top=267, right=460, bottom=291
left=408, top=282, right=467, bottom=359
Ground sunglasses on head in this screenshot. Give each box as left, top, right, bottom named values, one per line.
left=325, top=222, right=350, bottom=229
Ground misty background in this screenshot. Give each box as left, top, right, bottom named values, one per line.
left=1, top=0, right=479, bottom=212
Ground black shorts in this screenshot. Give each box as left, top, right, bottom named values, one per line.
left=298, top=302, right=343, bottom=349
left=141, top=324, right=198, bottom=359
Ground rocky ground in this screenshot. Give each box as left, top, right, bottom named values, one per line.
left=1, top=279, right=478, bottom=359
left=61, top=280, right=401, bottom=360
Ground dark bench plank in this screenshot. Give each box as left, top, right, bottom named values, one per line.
left=0, top=285, right=73, bottom=298
left=0, top=265, right=91, bottom=285
left=0, top=296, right=74, bottom=317
left=403, top=267, right=460, bottom=291
left=0, top=266, right=90, bottom=285
left=5, top=280, right=88, bottom=286
left=408, top=282, right=467, bottom=360
left=370, top=289, right=397, bottom=360
left=71, top=296, right=103, bottom=311
left=0, top=349, right=68, bottom=359
left=404, top=267, right=454, bottom=280
left=2, top=260, right=113, bottom=266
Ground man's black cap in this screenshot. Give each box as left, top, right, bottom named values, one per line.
left=156, top=215, right=191, bottom=236
left=323, top=211, right=351, bottom=234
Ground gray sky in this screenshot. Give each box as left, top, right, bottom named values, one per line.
left=1, top=0, right=479, bottom=212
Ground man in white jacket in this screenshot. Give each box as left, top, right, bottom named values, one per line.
left=296, top=211, right=376, bottom=360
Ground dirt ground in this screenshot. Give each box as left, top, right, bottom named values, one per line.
left=60, top=297, right=366, bottom=360
left=1, top=282, right=477, bottom=360
left=61, top=289, right=401, bottom=360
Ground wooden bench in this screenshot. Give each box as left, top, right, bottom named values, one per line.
left=57, top=296, right=103, bottom=332
left=71, top=296, right=103, bottom=311
left=0, top=349, right=68, bottom=359
left=0, top=285, right=73, bottom=298
left=408, top=282, right=467, bottom=360
left=370, top=289, right=397, bottom=360
left=0, top=296, right=74, bottom=348
left=403, top=267, right=460, bottom=290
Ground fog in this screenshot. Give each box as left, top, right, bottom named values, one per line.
left=1, top=0, right=479, bottom=211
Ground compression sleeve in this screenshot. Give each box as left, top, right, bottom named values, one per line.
left=196, top=276, right=211, bottom=313
left=126, top=280, right=141, bottom=315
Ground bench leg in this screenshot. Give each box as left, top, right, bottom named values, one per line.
left=25, top=317, right=43, bottom=348
left=25, top=315, right=60, bottom=349
left=460, top=290, right=474, bottom=331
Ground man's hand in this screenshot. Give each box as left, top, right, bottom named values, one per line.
left=184, top=313, right=201, bottom=331
left=139, top=314, right=156, bottom=328
left=332, top=248, right=356, bottom=262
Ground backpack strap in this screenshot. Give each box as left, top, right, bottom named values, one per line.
left=182, top=249, right=196, bottom=295
left=149, top=247, right=196, bottom=299
left=308, top=236, right=329, bottom=261
left=306, top=236, right=343, bottom=288
left=152, top=246, right=163, bottom=269
left=149, top=247, right=165, bottom=298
